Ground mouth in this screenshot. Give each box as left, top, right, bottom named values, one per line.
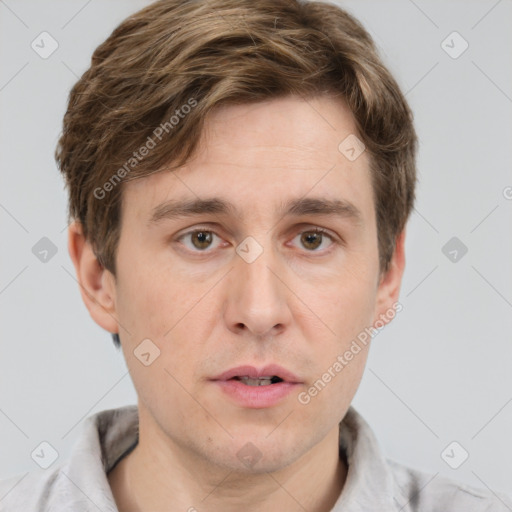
left=229, top=375, right=284, bottom=386
left=211, top=364, right=302, bottom=384
left=210, top=364, right=302, bottom=408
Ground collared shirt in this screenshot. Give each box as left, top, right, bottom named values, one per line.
left=1, top=404, right=510, bottom=511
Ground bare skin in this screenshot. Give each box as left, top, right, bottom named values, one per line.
left=69, top=94, right=405, bottom=512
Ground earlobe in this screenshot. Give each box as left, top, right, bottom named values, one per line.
left=67, top=221, right=119, bottom=334
left=373, top=229, right=406, bottom=327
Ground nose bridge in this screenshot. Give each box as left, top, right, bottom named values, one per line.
left=241, top=238, right=277, bottom=291
left=226, top=234, right=290, bottom=336
left=238, top=235, right=281, bottom=307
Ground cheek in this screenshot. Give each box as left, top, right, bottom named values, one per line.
left=304, top=265, right=377, bottom=344
left=298, top=340, right=370, bottom=421
left=116, top=266, right=211, bottom=391
left=289, top=266, right=375, bottom=415
left=115, top=252, right=192, bottom=339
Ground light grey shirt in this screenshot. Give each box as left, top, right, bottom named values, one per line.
left=1, top=404, right=510, bottom=511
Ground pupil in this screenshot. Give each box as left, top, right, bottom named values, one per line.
left=302, top=232, right=321, bottom=250
left=193, top=231, right=212, bottom=249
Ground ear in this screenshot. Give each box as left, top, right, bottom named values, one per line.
left=67, top=221, right=119, bottom=334
left=372, top=228, right=406, bottom=327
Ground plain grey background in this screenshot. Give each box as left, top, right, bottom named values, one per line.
left=1, top=0, right=511, bottom=500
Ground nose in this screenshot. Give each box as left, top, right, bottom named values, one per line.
left=223, top=239, right=292, bottom=339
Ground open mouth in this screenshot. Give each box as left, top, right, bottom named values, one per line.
left=231, top=376, right=284, bottom=386
left=212, top=366, right=300, bottom=407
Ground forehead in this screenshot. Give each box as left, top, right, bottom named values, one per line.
left=121, top=94, right=374, bottom=225
left=203, top=94, right=360, bottom=165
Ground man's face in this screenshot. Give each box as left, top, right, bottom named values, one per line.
left=101, top=95, right=400, bottom=472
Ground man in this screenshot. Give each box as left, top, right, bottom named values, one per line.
left=1, top=0, right=510, bottom=510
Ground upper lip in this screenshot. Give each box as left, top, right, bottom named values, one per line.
left=211, top=364, right=302, bottom=383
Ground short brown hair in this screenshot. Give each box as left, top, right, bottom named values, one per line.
left=56, top=0, right=417, bottom=329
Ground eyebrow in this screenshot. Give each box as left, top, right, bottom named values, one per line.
left=148, top=196, right=363, bottom=227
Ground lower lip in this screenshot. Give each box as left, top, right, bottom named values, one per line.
left=212, top=379, right=301, bottom=408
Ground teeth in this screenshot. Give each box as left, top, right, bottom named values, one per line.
left=239, top=376, right=273, bottom=386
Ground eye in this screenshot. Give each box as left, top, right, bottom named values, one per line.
left=291, top=228, right=336, bottom=252
left=175, top=226, right=339, bottom=254
left=177, top=229, right=224, bottom=252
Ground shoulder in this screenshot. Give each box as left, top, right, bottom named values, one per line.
left=338, top=407, right=512, bottom=512
left=387, top=458, right=512, bottom=512
left=0, top=468, right=60, bottom=510
left=0, top=466, right=118, bottom=511
left=0, top=405, right=137, bottom=511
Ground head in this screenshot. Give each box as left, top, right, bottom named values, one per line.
left=60, top=0, right=416, bottom=474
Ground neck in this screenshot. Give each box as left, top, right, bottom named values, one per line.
left=108, top=423, right=347, bottom=512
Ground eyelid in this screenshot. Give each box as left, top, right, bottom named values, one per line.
left=174, top=224, right=341, bottom=253
left=175, top=226, right=226, bottom=252
left=288, top=226, right=340, bottom=252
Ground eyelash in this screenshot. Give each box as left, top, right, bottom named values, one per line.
left=175, top=226, right=339, bottom=254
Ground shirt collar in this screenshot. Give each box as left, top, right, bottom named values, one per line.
left=56, top=404, right=397, bottom=511
left=52, top=405, right=139, bottom=511
left=332, top=406, right=397, bottom=511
